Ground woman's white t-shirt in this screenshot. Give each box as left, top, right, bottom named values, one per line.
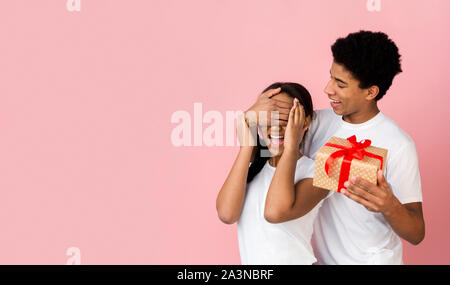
left=237, top=156, right=323, bottom=265
left=301, top=108, right=423, bottom=265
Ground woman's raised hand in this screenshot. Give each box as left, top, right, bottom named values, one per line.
left=284, top=98, right=308, bottom=153
left=236, top=113, right=257, bottom=148
left=245, top=87, right=293, bottom=127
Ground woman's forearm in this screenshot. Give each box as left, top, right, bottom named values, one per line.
left=216, top=146, right=254, bottom=224
left=265, top=148, right=299, bottom=218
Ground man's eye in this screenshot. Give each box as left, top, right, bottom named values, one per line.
left=337, top=85, right=345, bottom=89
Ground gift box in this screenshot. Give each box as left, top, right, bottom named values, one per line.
left=312, top=135, right=388, bottom=193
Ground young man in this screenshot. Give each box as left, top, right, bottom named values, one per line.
left=301, top=30, right=425, bottom=264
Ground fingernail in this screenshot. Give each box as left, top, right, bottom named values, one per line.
left=344, top=181, right=350, bottom=188
left=341, top=189, right=346, bottom=194
left=351, top=176, right=356, bottom=183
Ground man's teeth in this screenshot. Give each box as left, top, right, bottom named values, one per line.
left=330, top=99, right=341, bottom=103
left=270, top=135, right=284, bottom=139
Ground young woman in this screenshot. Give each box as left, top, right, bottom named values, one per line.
left=216, top=82, right=330, bottom=265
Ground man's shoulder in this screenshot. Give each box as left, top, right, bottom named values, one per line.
left=298, top=155, right=315, bottom=167
left=378, top=113, right=415, bottom=146
left=313, top=108, right=337, bottom=121
left=302, top=108, right=339, bottom=159
left=372, top=113, right=417, bottom=158
left=310, top=108, right=340, bottom=132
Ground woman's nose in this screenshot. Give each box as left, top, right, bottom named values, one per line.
left=270, top=126, right=284, bottom=134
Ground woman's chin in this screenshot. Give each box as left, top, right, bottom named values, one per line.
left=268, top=144, right=284, bottom=156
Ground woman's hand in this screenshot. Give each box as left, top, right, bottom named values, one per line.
left=218, top=114, right=258, bottom=225
left=284, top=98, right=307, bottom=153
left=236, top=113, right=257, bottom=147
left=245, top=87, right=293, bottom=127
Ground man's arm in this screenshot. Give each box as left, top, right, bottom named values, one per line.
left=385, top=202, right=424, bottom=245
left=341, top=172, right=425, bottom=245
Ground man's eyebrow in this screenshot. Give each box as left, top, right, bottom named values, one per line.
left=335, top=77, right=348, bottom=85
left=330, top=70, right=348, bottom=85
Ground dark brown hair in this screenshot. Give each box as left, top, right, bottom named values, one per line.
left=247, top=82, right=313, bottom=183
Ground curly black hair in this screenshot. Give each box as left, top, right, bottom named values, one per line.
left=331, top=30, right=402, bottom=101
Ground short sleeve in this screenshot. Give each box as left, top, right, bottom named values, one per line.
left=295, top=156, right=315, bottom=181
left=304, top=158, right=315, bottom=179
left=385, top=142, right=423, bottom=204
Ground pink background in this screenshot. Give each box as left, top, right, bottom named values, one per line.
left=0, top=0, right=449, bottom=264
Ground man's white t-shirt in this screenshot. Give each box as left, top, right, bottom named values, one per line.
left=237, top=156, right=322, bottom=265
left=301, top=108, right=423, bottom=265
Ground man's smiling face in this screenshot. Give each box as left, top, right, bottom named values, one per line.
left=324, top=61, right=370, bottom=117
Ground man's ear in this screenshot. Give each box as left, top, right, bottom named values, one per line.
left=366, top=85, right=379, bottom=101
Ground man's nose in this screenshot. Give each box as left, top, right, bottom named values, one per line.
left=324, top=80, right=335, bottom=96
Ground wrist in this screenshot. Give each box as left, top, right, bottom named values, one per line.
left=245, top=116, right=257, bottom=128
left=239, top=145, right=256, bottom=162
left=244, top=109, right=258, bottom=126
left=382, top=196, right=403, bottom=218
left=283, top=146, right=300, bottom=157
left=240, top=145, right=255, bottom=152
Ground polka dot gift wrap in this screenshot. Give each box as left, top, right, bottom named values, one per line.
left=312, top=136, right=388, bottom=193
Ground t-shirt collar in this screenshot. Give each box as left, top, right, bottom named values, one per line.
left=338, top=110, right=385, bottom=130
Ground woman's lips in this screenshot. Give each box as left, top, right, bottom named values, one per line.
left=269, top=136, right=284, bottom=147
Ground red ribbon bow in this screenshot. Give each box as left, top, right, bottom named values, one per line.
left=324, top=135, right=384, bottom=193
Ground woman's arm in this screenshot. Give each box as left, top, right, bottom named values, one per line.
left=216, top=87, right=292, bottom=225
left=216, top=146, right=254, bottom=224
left=264, top=147, right=328, bottom=223
left=264, top=98, right=328, bottom=223
left=216, top=114, right=256, bottom=224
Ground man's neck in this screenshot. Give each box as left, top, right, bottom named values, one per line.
left=342, top=103, right=380, bottom=124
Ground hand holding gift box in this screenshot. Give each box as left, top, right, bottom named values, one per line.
left=313, top=135, right=387, bottom=193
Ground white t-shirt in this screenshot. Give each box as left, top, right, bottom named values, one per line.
left=301, top=108, right=423, bottom=265
left=237, top=156, right=322, bottom=265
